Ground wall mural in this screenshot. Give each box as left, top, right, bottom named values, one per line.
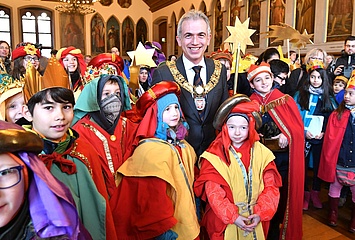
left=60, top=13, right=84, bottom=53
left=214, top=0, right=223, bottom=51
left=100, top=0, right=113, bottom=6
left=107, top=16, right=120, bottom=52
left=327, top=0, right=353, bottom=42
left=230, top=0, right=241, bottom=26
left=118, top=0, right=131, bottom=8
left=136, top=18, right=147, bottom=45
left=91, top=14, right=105, bottom=55
left=249, top=0, right=260, bottom=47
left=122, top=17, right=134, bottom=55
left=295, top=0, right=315, bottom=35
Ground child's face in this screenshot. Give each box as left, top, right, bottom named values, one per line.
left=0, top=153, right=25, bottom=227
left=139, top=70, right=149, bottom=83
left=273, top=72, right=287, bottom=86
left=162, top=103, right=180, bottom=128
left=250, top=72, right=273, bottom=95
left=309, top=70, right=322, bottom=88
left=101, top=81, right=120, bottom=100
left=30, top=96, right=74, bottom=141
left=23, top=55, right=40, bottom=70
left=63, top=54, right=78, bottom=73
left=227, top=115, right=249, bottom=149
left=344, top=88, right=355, bottom=106
left=333, top=81, right=346, bottom=94
left=5, top=93, right=24, bottom=124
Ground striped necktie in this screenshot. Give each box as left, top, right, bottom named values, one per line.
left=192, top=66, right=203, bottom=86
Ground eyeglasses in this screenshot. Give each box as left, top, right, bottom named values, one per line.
left=0, top=46, right=9, bottom=50
left=24, top=56, right=39, bottom=62
left=274, top=74, right=287, bottom=81
left=346, top=45, right=355, bottom=48
left=310, top=56, right=323, bottom=61
left=0, top=166, right=24, bottom=189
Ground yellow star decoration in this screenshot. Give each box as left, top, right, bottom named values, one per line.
left=127, top=42, right=157, bottom=68
left=277, top=45, right=291, bottom=65
left=290, top=29, right=314, bottom=49
left=224, top=17, right=255, bottom=54
left=264, top=23, right=313, bottom=49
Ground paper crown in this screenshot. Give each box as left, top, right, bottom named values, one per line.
left=213, top=94, right=262, bottom=131
left=88, top=53, right=124, bottom=74
left=334, top=75, right=349, bottom=85
left=209, top=49, right=233, bottom=66
left=22, top=57, right=70, bottom=103
left=346, top=70, right=355, bottom=89
left=135, top=81, right=180, bottom=117
left=12, top=43, right=41, bottom=61
left=0, top=74, right=24, bottom=120
left=306, top=59, right=324, bottom=72
left=247, top=62, right=272, bottom=82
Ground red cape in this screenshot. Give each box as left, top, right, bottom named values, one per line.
left=250, top=89, right=305, bottom=240
left=319, top=110, right=349, bottom=182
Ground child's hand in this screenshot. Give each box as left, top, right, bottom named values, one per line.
left=306, top=131, right=313, bottom=139
left=314, top=132, right=324, bottom=140
left=234, top=215, right=252, bottom=232
left=245, top=214, right=261, bottom=230
left=272, top=133, right=288, bottom=148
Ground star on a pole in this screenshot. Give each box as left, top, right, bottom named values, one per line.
left=290, top=29, right=314, bottom=49
left=127, top=42, right=157, bottom=68
left=224, top=17, right=255, bottom=54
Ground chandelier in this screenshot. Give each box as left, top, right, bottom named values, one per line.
left=55, top=0, right=98, bottom=15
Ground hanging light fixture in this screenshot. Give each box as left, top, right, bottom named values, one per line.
left=55, top=0, right=98, bottom=15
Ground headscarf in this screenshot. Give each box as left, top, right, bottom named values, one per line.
left=56, top=46, right=86, bottom=77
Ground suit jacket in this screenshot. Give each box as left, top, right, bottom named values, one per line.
left=152, top=56, right=228, bottom=156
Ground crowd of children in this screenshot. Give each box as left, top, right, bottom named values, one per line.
left=2, top=16, right=355, bottom=239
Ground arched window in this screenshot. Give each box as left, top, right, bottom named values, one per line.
left=0, top=6, right=11, bottom=46
left=20, top=8, right=53, bottom=57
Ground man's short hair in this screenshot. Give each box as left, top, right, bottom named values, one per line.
left=27, top=87, right=75, bottom=115
left=177, top=10, right=211, bottom=38
left=345, top=36, right=355, bottom=44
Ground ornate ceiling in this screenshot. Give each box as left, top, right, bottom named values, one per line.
left=142, top=0, right=179, bottom=12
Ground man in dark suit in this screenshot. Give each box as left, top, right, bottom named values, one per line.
left=152, top=10, right=228, bottom=156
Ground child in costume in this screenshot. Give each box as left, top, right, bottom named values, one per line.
left=294, top=60, right=337, bottom=210
left=248, top=62, right=305, bottom=240
left=21, top=58, right=108, bottom=239
left=194, top=94, right=282, bottom=239
left=12, top=42, right=44, bottom=80
left=0, top=120, right=91, bottom=239
left=333, top=75, right=348, bottom=104
left=72, top=73, right=138, bottom=238
left=0, top=73, right=24, bottom=124
left=116, top=81, right=200, bottom=239
left=319, top=74, right=355, bottom=232
left=56, top=46, right=86, bottom=92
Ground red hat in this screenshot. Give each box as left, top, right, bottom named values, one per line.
left=12, top=43, right=41, bottom=61
left=136, top=81, right=180, bottom=117
left=209, top=49, right=233, bottom=66
left=56, top=46, right=86, bottom=77
left=88, top=53, right=124, bottom=74
left=247, top=62, right=272, bottom=82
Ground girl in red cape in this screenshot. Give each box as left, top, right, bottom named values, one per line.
left=194, top=94, right=281, bottom=239
left=319, top=74, right=355, bottom=232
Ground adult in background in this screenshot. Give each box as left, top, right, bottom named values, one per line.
left=331, top=36, right=355, bottom=80
left=0, top=40, right=11, bottom=74
left=152, top=10, right=228, bottom=156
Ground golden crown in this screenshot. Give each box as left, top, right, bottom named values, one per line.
left=306, top=59, right=324, bottom=72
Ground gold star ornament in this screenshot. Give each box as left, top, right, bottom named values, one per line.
left=224, top=17, right=255, bottom=54
left=127, top=42, right=157, bottom=68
